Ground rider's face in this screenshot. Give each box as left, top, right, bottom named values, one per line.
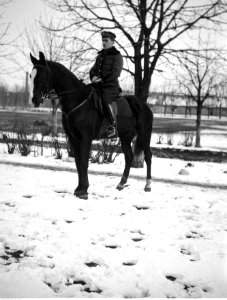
left=102, top=38, right=114, bottom=49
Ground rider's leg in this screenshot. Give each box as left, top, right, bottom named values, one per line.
left=101, top=89, right=118, bottom=138
left=105, top=103, right=117, bottom=137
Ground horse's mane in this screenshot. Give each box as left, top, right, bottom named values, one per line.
left=47, top=60, right=91, bottom=99
left=47, top=60, right=84, bottom=87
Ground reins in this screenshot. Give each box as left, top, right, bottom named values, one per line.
left=60, top=94, right=91, bottom=118
left=47, top=88, right=93, bottom=130
left=40, top=64, right=95, bottom=129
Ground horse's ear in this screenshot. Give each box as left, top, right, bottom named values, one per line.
left=39, top=51, right=46, bottom=65
left=30, top=53, right=38, bottom=65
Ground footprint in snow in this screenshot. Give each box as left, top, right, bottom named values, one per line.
left=105, top=244, right=120, bottom=249
left=54, top=189, right=68, bottom=194
left=165, top=274, right=207, bottom=297
left=45, top=277, right=102, bottom=295
left=133, top=205, right=150, bottom=210
left=22, top=195, right=33, bottom=198
left=85, top=262, right=99, bottom=267
left=180, top=246, right=200, bottom=262
left=0, top=246, right=30, bottom=265
left=123, top=262, right=136, bottom=266
left=84, top=287, right=102, bottom=294
left=166, top=275, right=177, bottom=282
left=65, top=220, right=74, bottom=224
left=65, top=278, right=86, bottom=286
left=123, top=259, right=137, bottom=266
left=4, top=202, right=16, bottom=207
left=186, top=230, right=204, bottom=239
left=132, top=237, right=143, bottom=242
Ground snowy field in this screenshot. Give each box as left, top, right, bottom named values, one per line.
left=0, top=146, right=227, bottom=298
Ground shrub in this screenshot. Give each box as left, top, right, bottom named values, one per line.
left=156, top=132, right=164, bottom=144
left=166, top=133, right=174, bottom=145
left=90, top=139, right=120, bottom=164
left=2, top=132, right=17, bottom=154
left=52, top=135, right=62, bottom=159
left=16, top=124, right=31, bottom=156
left=180, top=132, right=194, bottom=147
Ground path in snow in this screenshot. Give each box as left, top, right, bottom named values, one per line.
left=0, top=164, right=227, bottom=297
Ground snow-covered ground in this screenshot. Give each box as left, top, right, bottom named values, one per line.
left=0, top=146, right=227, bottom=297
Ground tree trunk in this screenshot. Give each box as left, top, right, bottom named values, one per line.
left=132, top=151, right=144, bottom=168
left=134, top=45, right=152, bottom=102
left=134, top=46, right=143, bottom=99
left=52, top=105, right=58, bottom=136
left=219, top=105, right=222, bottom=119
left=195, top=102, right=202, bottom=147
left=164, top=104, right=167, bottom=116
left=131, top=137, right=144, bottom=168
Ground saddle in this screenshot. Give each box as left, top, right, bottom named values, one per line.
left=91, top=87, right=133, bottom=120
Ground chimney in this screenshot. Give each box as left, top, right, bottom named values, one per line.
left=25, top=71, right=29, bottom=107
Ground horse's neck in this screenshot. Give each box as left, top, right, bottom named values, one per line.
left=50, top=63, right=89, bottom=112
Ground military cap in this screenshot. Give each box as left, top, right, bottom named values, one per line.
left=101, top=31, right=116, bottom=40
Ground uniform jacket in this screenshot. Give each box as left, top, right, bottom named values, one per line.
left=90, top=46, right=123, bottom=90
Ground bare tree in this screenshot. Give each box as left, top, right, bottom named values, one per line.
left=0, top=0, right=13, bottom=74
left=43, top=0, right=227, bottom=102
left=213, top=77, right=227, bottom=119
left=0, top=82, right=8, bottom=108
left=176, top=44, right=224, bottom=147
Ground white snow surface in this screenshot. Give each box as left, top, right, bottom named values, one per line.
left=0, top=150, right=227, bottom=298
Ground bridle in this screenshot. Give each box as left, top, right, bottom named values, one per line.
left=38, top=66, right=93, bottom=126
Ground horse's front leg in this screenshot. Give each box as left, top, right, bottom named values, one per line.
left=73, top=147, right=83, bottom=197
left=66, top=135, right=83, bottom=196
left=76, top=137, right=92, bottom=200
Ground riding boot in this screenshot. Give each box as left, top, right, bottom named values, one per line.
left=105, top=103, right=117, bottom=138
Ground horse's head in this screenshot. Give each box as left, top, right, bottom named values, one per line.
left=29, top=52, right=52, bottom=107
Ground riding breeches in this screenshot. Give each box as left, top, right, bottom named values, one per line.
left=100, top=87, right=120, bottom=104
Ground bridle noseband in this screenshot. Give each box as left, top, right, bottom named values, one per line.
left=41, top=66, right=55, bottom=101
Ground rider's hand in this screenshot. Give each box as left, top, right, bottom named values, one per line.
left=92, top=76, right=102, bottom=83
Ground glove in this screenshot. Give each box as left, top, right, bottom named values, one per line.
left=92, top=76, right=102, bottom=83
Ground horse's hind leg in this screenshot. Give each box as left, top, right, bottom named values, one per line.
left=144, top=147, right=152, bottom=192
left=117, top=136, right=133, bottom=190
left=143, top=127, right=153, bottom=192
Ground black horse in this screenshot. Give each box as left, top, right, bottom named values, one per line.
left=29, top=52, right=153, bottom=199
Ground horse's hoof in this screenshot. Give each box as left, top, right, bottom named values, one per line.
left=117, top=183, right=129, bottom=190
left=144, top=186, right=151, bottom=192
left=78, top=193, right=88, bottom=200
left=74, top=189, right=82, bottom=196
left=144, top=179, right=151, bottom=192
left=116, top=184, right=124, bottom=191
left=74, top=190, right=88, bottom=199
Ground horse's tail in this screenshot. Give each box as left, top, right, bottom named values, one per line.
left=124, top=95, right=153, bottom=155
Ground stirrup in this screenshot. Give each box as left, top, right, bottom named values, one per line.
left=106, top=125, right=117, bottom=138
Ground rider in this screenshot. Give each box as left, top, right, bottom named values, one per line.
left=90, top=31, right=123, bottom=138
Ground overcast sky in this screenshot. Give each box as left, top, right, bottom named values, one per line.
left=1, top=0, right=227, bottom=91
left=1, top=0, right=50, bottom=88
